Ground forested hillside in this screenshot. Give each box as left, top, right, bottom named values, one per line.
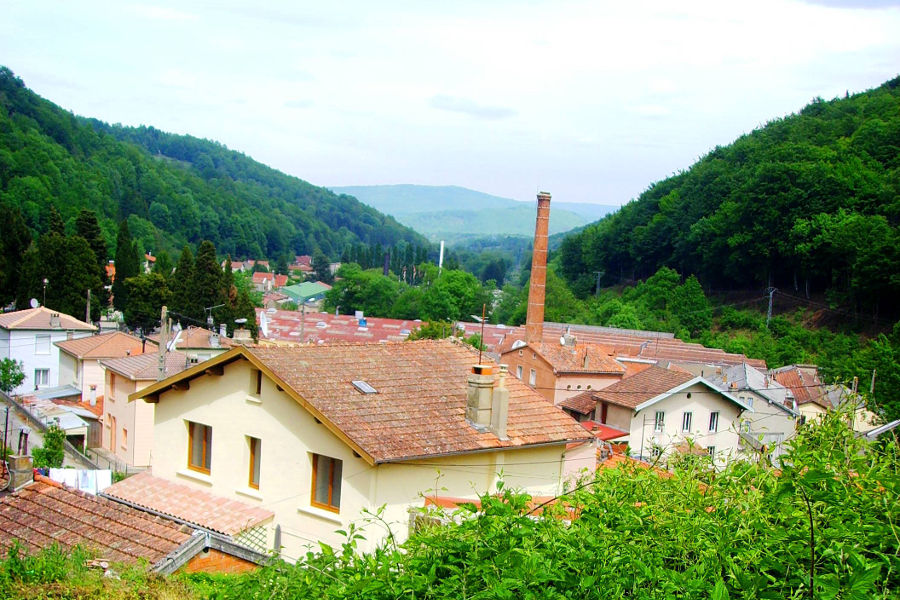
left=559, top=77, right=900, bottom=319
left=0, top=67, right=425, bottom=264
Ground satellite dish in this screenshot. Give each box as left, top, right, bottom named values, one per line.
left=235, top=318, right=247, bottom=325
left=29, top=298, right=39, bottom=309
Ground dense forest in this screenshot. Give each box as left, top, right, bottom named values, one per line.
left=0, top=67, right=425, bottom=266
left=559, top=77, right=900, bottom=320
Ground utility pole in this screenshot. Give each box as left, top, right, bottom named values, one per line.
left=594, top=271, right=603, bottom=296
left=158, top=305, right=168, bottom=381
left=765, top=287, right=776, bottom=328
left=85, top=288, right=91, bottom=323
left=870, top=369, right=877, bottom=395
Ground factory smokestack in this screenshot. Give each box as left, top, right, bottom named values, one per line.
left=525, top=191, right=551, bottom=345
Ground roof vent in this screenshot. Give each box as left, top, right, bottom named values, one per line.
left=352, top=380, right=377, bottom=394
left=50, top=313, right=61, bottom=328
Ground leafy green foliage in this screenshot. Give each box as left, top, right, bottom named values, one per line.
left=0, top=358, right=24, bottom=394
left=558, top=77, right=900, bottom=321
left=112, top=219, right=140, bottom=312
left=31, top=424, right=65, bottom=469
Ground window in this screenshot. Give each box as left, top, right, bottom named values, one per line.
left=311, top=454, right=342, bottom=512
left=529, top=368, right=536, bottom=386
left=34, top=368, right=49, bottom=387
left=682, top=411, right=693, bottom=432
left=516, top=365, right=523, bottom=380
left=654, top=411, right=665, bottom=432
left=108, top=372, right=116, bottom=402
left=121, top=428, right=128, bottom=450
left=35, top=334, right=51, bottom=355
left=746, top=396, right=754, bottom=408
left=248, top=437, right=261, bottom=489
left=709, top=411, right=719, bottom=432
left=250, top=369, right=263, bottom=396
left=707, top=446, right=716, bottom=457
left=741, top=420, right=751, bottom=433
left=188, top=421, right=212, bottom=473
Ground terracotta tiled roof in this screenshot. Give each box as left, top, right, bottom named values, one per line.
left=771, top=365, right=831, bottom=408
left=0, top=476, right=192, bottom=566
left=148, top=326, right=233, bottom=350
left=252, top=272, right=274, bottom=283
left=522, top=342, right=626, bottom=375
left=256, top=309, right=422, bottom=344
left=103, top=472, right=273, bottom=536
left=591, top=365, right=694, bottom=409
left=559, top=390, right=598, bottom=415
left=0, top=307, right=95, bottom=331
left=234, top=340, right=593, bottom=463
left=55, top=332, right=147, bottom=359
left=102, top=351, right=190, bottom=381
left=488, top=322, right=766, bottom=369
left=51, top=396, right=104, bottom=419
left=598, top=452, right=674, bottom=479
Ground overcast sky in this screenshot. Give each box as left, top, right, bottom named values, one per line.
left=2, top=0, right=899, bottom=206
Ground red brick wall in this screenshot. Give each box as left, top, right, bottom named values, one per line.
left=181, top=548, right=259, bottom=575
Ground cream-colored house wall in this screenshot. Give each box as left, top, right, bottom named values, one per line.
left=81, top=360, right=106, bottom=401
left=798, top=402, right=828, bottom=422
left=596, top=402, right=632, bottom=432
left=102, top=370, right=155, bottom=467
left=553, top=373, right=620, bottom=405
left=58, top=352, right=77, bottom=388
left=734, top=391, right=797, bottom=460
left=149, top=358, right=580, bottom=560
left=626, top=382, right=743, bottom=468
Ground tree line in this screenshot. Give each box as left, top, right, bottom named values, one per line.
left=558, top=76, right=900, bottom=322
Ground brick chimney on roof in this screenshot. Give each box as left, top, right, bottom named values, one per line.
left=525, top=191, right=551, bottom=345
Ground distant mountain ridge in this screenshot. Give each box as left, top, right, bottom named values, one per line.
left=330, top=184, right=617, bottom=244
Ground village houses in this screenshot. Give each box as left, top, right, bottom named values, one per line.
left=116, top=339, right=594, bottom=560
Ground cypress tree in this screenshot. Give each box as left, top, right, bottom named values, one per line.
left=74, top=209, right=109, bottom=309
left=0, top=203, right=32, bottom=306
left=193, top=241, right=225, bottom=326
left=170, top=245, right=198, bottom=322
left=47, top=205, right=65, bottom=236
left=112, top=220, right=139, bottom=312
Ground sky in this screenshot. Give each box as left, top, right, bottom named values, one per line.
left=2, top=0, right=899, bottom=206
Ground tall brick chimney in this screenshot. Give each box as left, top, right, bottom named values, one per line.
left=525, top=191, right=551, bottom=345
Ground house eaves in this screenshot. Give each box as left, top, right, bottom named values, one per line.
left=129, top=346, right=378, bottom=466
left=633, top=376, right=754, bottom=413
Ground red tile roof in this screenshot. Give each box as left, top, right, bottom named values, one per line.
left=0, top=307, right=95, bottom=331
left=0, top=476, right=192, bottom=566
left=103, top=472, right=273, bottom=536
left=144, top=340, right=593, bottom=464
left=102, top=351, right=190, bottom=381
left=257, top=309, right=422, bottom=344
left=771, top=365, right=831, bottom=408
left=148, top=326, right=233, bottom=350
left=558, top=390, right=598, bottom=415
left=591, top=365, right=695, bottom=409
left=511, top=342, right=625, bottom=375
left=55, top=332, right=147, bottom=359
left=580, top=421, right=629, bottom=441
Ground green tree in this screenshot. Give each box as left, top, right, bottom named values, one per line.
left=0, top=203, right=32, bottom=306
left=170, top=245, right=198, bottom=320
left=312, top=250, right=333, bottom=284
left=47, top=205, right=65, bottom=236
left=670, top=275, right=712, bottom=336
left=324, top=263, right=399, bottom=317
left=0, top=358, right=25, bottom=394
left=32, top=424, right=65, bottom=469
left=17, top=233, right=103, bottom=319
left=193, top=240, right=225, bottom=325
left=151, top=249, right=174, bottom=279
left=111, top=220, right=139, bottom=312
left=123, top=273, right=171, bottom=332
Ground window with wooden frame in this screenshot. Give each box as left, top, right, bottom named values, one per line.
left=187, top=421, right=212, bottom=473
left=311, top=453, right=342, bottom=512
left=248, top=436, right=261, bottom=489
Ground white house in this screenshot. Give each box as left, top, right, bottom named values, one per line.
left=706, top=363, right=800, bottom=462
left=124, top=339, right=594, bottom=560
left=565, top=365, right=752, bottom=468
left=56, top=331, right=150, bottom=402
left=0, top=307, right=95, bottom=395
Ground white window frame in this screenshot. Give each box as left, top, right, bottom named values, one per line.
left=516, top=365, right=523, bottom=380
left=34, top=368, right=49, bottom=387
left=654, top=411, right=665, bottom=432
left=709, top=411, right=719, bottom=432
left=681, top=411, right=692, bottom=432
left=35, top=334, right=51, bottom=355
left=529, top=368, right=536, bottom=386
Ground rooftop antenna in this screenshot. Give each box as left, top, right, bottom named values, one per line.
left=204, top=303, right=226, bottom=330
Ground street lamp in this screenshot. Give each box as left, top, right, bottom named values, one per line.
left=42, top=278, right=48, bottom=307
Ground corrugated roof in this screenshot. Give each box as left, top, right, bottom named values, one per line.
left=0, top=476, right=192, bottom=566
left=103, top=472, right=273, bottom=536
left=55, top=331, right=147, bottom=359
left=0, top=307, right=95, bottom=331
left=591, top=365, right=695, bottom=409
